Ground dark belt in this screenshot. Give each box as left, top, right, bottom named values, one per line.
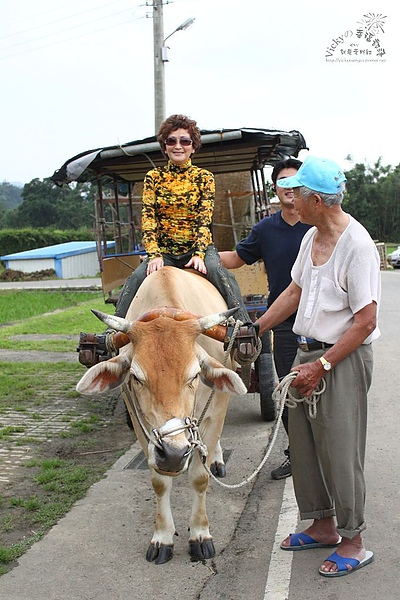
left=297, top=336, right=333, bottom=351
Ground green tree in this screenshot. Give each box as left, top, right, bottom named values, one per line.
left=3, top=179, right=96, bottom=229
left=0, top=181, right=23, bottom=210
left=380, top=165, right=400, bottom=241
left=343, top=159, right=400, bottom=241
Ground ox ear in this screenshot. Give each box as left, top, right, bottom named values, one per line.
left=197, top=348, right=247, bottom=396
left=76, top=355, right=131, bottom=395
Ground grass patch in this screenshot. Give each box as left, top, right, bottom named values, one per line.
left=0, top=540, right=36, bottom=567
left=0, top=294, right=109, bottom=352
left=60, top=415, right=102, bottom=437
left=14, top=437, right=44, bottom=446
left=0, top=516, right=14, bottom=532
left=0, top=425, right=27, bottom=440
left=0, top=290, right=105, bottom=323
left=0, top=407, right=132, bottom=573
left=0, top=362, right=84, bottom=411
left=0, top=338, right=77, bottom=353
left=0, top=454, right=121, bottom=571
left=0, top=289, right=134, bottom=576
left=9, top=497, right=41, bottom=511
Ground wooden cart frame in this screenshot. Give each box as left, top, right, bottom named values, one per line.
left=52, top=127, right=307, bottom=420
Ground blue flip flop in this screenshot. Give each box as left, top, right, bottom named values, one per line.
left=281, top=532, right=342, bottom=551
left=319, top=550, right=374, bottom=577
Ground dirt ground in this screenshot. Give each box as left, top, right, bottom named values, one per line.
left=0, top=349, right=136, bottom=565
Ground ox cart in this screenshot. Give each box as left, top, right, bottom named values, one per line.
left=52, top=127, right=307, bottom=422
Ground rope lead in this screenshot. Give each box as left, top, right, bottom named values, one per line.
left=202, top=371, right=326, bottom=490
left=273, top=371, right=326, bottom=420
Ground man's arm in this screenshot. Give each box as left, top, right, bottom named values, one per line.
left=219, top=250, right=246, bottom=269
left=255, top=281, right=301, bottom=335
left=290, top=301, right=377, bottom=397
left=322, top=301, right=377, bottom=366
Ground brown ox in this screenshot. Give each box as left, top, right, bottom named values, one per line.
left=76, top=267, right=246, bottom=564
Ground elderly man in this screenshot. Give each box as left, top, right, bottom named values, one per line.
left=255, top=156, right=380, bottom=578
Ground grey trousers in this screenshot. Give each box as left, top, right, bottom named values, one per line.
left=115, top=244, right=250, bottom=323
left=289, top=344, right=374, bottom=539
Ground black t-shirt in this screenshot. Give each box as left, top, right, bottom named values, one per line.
left=236, top=211, right=311, bottom=323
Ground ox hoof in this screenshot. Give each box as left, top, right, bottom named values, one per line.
left=210, top=461, right=226, bottom=478
left=146, top=543, right=174, bottom=565
left=189, top=539, right=216, bottom=561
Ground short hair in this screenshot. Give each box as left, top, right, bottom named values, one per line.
left=271, top=158, right=302, bottom=186
left=299, top=185, right=345, bottom=206
left=157, top=114, right=202, bottom=154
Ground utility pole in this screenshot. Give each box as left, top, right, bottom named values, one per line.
left=152, top=2, right=195, bottom=134
left=153, top=0, right=165, bottom=134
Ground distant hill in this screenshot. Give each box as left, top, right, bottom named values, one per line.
left=0, top=181, right=23, bottom=210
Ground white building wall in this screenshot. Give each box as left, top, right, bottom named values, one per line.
left=5, top=258, right=55, bottom=273
left=60, top=251, right=100, bottom=278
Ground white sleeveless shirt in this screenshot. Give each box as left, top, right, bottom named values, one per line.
left=291, top=215, right=381, bottom=344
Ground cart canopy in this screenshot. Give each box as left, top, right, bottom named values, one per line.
left=51, top=127, right=307, bottom=185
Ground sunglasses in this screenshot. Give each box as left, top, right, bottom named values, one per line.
left=165, top=136, right=193, bottom=147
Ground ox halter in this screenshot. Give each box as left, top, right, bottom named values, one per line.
left=120, top=311, right=243, bottom=463
left=152, top=417, right=208, bottom=462
left=121, top=380, right=209, bottom=462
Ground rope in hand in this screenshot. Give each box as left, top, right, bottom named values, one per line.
left=273, top=371, right=326, bottom=420
left=202, top=371, right=326, bottom=489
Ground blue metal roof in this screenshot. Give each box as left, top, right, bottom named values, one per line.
left=1, top=241, right=115, bottom=261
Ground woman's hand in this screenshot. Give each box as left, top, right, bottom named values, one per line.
left=147, top=257, right=164, bottom=275
left=185, top=255, right=207, bottom=274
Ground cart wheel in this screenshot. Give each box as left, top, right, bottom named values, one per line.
left=256, top=332, right=276, bottom=422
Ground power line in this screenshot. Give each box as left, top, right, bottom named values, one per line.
left=0, top=0, right=130, bottom=42
left=0, top=7, right=136, bottom=53
left=0, top=2, right=148, bottom=61
left=0, top=0, right=86, bottom=31
left=0, top=0, right=197, bottom=61
left=0, top=14, right=147, bottom=62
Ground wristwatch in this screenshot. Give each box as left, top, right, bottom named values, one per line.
left=319, top=356, right=332, bottom=371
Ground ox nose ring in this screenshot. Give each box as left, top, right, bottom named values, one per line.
left=152, top=418, right=187, bottom=444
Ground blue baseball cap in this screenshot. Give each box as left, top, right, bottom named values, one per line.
left=277, top=156, right=347, bottom=194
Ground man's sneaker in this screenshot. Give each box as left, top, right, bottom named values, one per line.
left=271, top=458, right=292, bottom=480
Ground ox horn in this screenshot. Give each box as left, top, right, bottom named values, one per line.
left=197, top=306, right=239, bottom=332
left=91, top=309, right=132, bottom=333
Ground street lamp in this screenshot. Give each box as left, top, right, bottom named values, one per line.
left=153, top=4, right=195, bottom=132
left=161, top=18, right=196, bottom=62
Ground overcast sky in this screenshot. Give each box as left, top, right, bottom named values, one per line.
left=1, top=0, right=398, bottom=184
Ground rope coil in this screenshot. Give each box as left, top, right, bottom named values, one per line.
left=203, top=371, right=326, bottom=489
left=273, top=371, right=326, bottom=420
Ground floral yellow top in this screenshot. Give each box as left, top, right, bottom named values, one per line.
left=141, top=159, right=214, bottom=261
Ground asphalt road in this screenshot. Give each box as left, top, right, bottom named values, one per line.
left=0, top=278, right=102, bottom=291
left=0, top=270, right=398, bottom=599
